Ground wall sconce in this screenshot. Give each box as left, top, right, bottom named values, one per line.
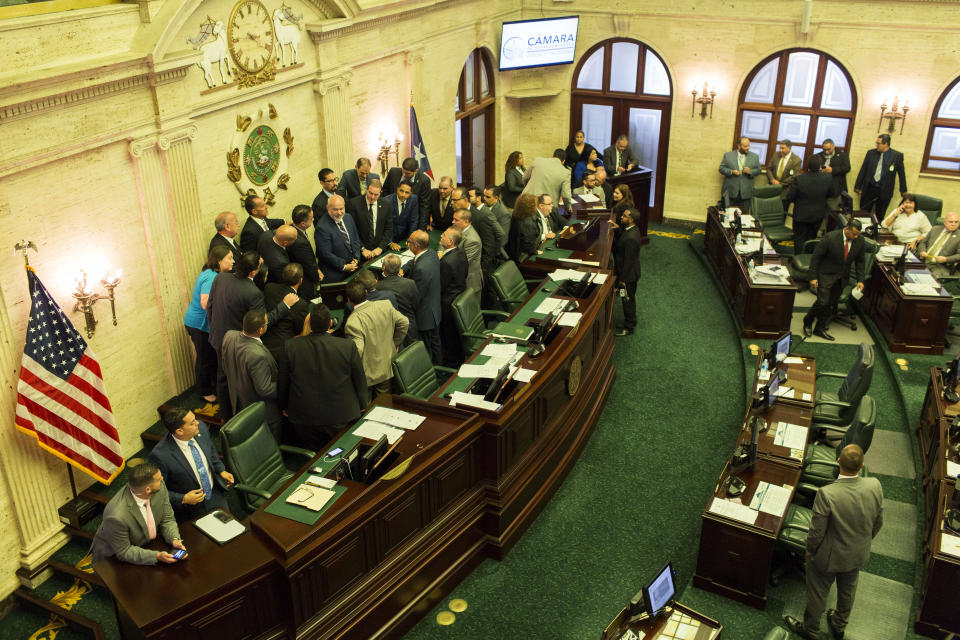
left=72, top=266, right=122, bottom=338
left=376, top=130, right=404, bottom=174
left=879, top=96, right=909, bottom=134
left=691, top=83, right=717, bottom=119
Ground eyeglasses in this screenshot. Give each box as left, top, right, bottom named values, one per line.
left=291, top=487, right=314, bottom=503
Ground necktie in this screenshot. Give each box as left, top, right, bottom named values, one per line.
left=617, top=151, right=622, bottom=169
left=873, top=151, right=884, bottom=183
left=368, top=203, right=375, bottom=243
left=824, top=153, right=832, bottom=168
left=777, top=156, right=787, bottom=179
left=928, top=231, right=951, bottom=258
left=398, top=199, right=404, bottom=216
left=738, top=154, right=744, bottom=171
left=144, top=497, right=157, bottom=540
left=337, top=220, right=352, bottom=251
left=844, top=240, right=850, bottom=260
left=189, top=440, right=213, bottom=497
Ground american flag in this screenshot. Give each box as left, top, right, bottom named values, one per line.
left=14, top=268, right=124, bottom=484
left=409, top=105, right=434, bottom=181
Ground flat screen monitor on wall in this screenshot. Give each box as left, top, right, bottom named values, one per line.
left=499, top=16, right=579, bottom=71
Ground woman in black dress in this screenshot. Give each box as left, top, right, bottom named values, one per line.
left=502, top=150, right=525, bottom=208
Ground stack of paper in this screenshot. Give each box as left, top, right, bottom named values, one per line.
left=708, top=497, right=759, bottom=525
left=773, top=422, right=808, bottom=450
left=448, top=391, right=500, bottom=411
left=352, top=420, right=404, bottom=444
left=365, top=406, right=425, bottom=430
left=877, top=245, right=907, bottom=261
left=535, top=297, right=567, bottom=315
left=735, top=238, right=763, bottom=254
left=578, top=193, right=601, bottom=204
left=946, top=460, right=960, bottom=477
left=940, top=532, right=960, bottom=558
left=906, top=272, right=940, bottom=287
left=902, top=283, right=939, bottom=297
left=749, top=481, right=792, bottom=517
left=557, top=312, right=582, bottom=327
left=286, top=484, right=336, bottom=511
left=856, top=216, right=876, bottom=231
left=558, top=258, right=601, bottom=266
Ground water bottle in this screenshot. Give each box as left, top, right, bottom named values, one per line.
left=748, top=257, right=756, bottom=277
left=760, top=357, right=769, bottom=378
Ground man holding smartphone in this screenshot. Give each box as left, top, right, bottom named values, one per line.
left=91, top=462, right=186, bottom=566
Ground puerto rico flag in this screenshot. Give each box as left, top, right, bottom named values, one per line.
left=409, top=105, right=434, bottom=181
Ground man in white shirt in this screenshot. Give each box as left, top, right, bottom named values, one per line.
left=536, top=195, right=559, bottom=242
left=573, top=170, right=606, bottom=202
left=149, top=406, right=234, bottom=522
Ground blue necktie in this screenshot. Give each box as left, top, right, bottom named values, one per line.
left=189, top=440, right=213, bottom=497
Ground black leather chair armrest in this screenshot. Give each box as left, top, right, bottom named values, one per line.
left=815, top=399, right=853, bottom=410
left=279, top=445, right=316, bottom=459
left=231, top=483, right=273, bottom=500
left=815, top=371, right=848, bottom=380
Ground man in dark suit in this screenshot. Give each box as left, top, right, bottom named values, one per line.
left=602, top=134, right=639, bottom=176
left=208, top=212, right=241, bottom=266
left=428, top=176, right=455, bottom=231
left=90, top=462, right=184, bottom=566
left=288, top=204, right=322, bottom=301
left=784, top=444, right=883, bottom=640
left=311, top=168, right=338, bottom=219
left=314, top=195, right=363, bottom=282
left=263, top=263, right=312, bottom=364
left=438, top=227, right=467, bottom=367
left=468, top=186, right=505, bottom=276
left=812, top=138, right=851, bottom=207
left=854, top=133, right=907, bottom=217
left=482, top=185, right=513, bottom=246
left=613, top=207, right=641, bottom=336
left=382, top=157, right=433, bottom=229
left=594, top=167, right=614, bottom=208
left=206, top=252, right=298, bottom=420
left=336, top=157, right=379, bottom=200
left=786, top=156, right=837, bottom=255
left=347, top=179, right=394, bottom=260
left=383, top=181, right=419, bottom=249
left=451, top=206, right=483, bottom=295
left=802, top=219, right=867, bottom=341
left=257, top=224, right=297, bottom=284
left=279, top=305, right=368, bottom=451
left=239, top=195, right=284, bottom=253
left=765, top=139, right=802, bottom=196
left=403, top=230, right=443, bottom=364
left=221, top=310, right=282, bottom=440
left=378, top=253, right=420, bottom=346
left=149, top=407, right=233, bottom=523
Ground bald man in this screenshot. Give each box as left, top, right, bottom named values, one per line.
left=784, top=444, right=883, bottom=640
left=209, top=212, right=241, bottom=266
left=314, top=194, right=363, bottom=282
left=917, top=211, right=960, bottom=277
left=258, top=224, right=298, bottom=284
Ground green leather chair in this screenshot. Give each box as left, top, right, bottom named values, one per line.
left=777, top=501, right=814, bottom=563
left=219, top=402, right=315, bottom=513
left=800, top=395, right=876, bottom=489
left=753, top=184, right=783, bottom=200
left=914, top=194, right=944, bottom=226
left=812, top=343, right=873, bottom=427
left=490, top=261, right=539, bottom=312
left=750, top=195, right=794, bottom=249
left=451, top=289, right=510, bottom=356
left=391, top=341, right=456, bottom=398
left=787, top=239, right=821, bottom=286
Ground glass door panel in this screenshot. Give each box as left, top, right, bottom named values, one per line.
left=628, top=107, right=661, bottom=207
left=471, top=113, right=486, bottom=187
left=581, top=103, right=614, bottom=152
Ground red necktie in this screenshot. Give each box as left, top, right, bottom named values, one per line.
left=844, top=241, right=849, bottom=260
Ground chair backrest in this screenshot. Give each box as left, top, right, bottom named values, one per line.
left=451, top=289, right=485, bottom=336
left=753, top=184, right=783, bottom=199
left=219, top=402, right=290, bottom=511
left=837, top=395, right=877, bottom=456
left=836, top=343, right=874, bottom=421
left=752, top=195, right=786, bottom=226
left=391, top=341, right=441, bottom=398
left=490, top=261, right=530, bottom=312
left=914, top=194, right=943, bottom=226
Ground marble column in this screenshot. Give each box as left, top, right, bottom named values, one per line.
left=129, top=134, right=192, bottom=394
left=314, top=70, right=355, bottom=171
left=159, top=125, right=206, bottom=282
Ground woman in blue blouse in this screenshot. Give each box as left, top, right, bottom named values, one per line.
left=573, top=148, right=604, bottom=187
left=183, top=246, right=234, bottom=402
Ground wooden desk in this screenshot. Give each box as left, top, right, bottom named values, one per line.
left=694, top=457, right=801, bottom=609
left=608, top=167, right=653, bottom=242
left=749, top=354, right=817, bottom=408
left=703, top=207, right=797, bottom=339
left=915, top=480, right=960, bottom=638
left=916, top=367, right=960, bottom=469
left=519, top=219, right=615, bottom=281
left=864, top=263, right=952, bottom=355
left=735, top=402, right=813, bottom=467
left=602, top=603, right=722, bottom=640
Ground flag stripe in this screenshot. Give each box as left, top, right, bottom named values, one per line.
left=16, top=393, right=123, bottom=468
left=15, top=400, right=113, bottom=481
left=19, top=365, right=119, bottom=441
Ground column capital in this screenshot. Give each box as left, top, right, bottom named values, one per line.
left=129, top=136, right=158, bottom=158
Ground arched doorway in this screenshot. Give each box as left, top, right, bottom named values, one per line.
left=570, top=38, right=672, bottom=221
left=455, top=48, right=495, bottom=188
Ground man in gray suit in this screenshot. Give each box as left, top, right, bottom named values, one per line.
left=482, top=185, right=512, bottom=246
left=452, top=206, right=483, bottom=294
left=719, top=136, right=762, bottom=213
left=602, top=134, right=639, bottom=176
left=90, top=462, right=185, bottom=566
left=221, top=309, right=282, bottom=441
left=343, top=280, right=408, bottom=397
left=784, top=444, right=884, bottom=640
left=378, top=253, right=420, bottom=346
left=917, top=211, right=960, bottom=277
left=522, top=149, right=573, bottom=211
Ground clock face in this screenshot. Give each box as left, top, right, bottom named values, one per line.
left=227, top=0, right=276, bottom=74
left=243, top=125, right=281, bottom=185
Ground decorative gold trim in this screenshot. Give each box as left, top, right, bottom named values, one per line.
left=567, top=356, right=582, bottom=396
left=269, top=103, right=279, bottom=119
left=227, top=148, right=241, bottom=182
left=263, top=186, right=276, bottom=206
left=236, top=115, right=252, bottom=132
left=283, top=127, right=294, bottom=157
left=234, top=63, right=277, bottom=89
left=277, top=173, right=290, bottom=190
left=382, top=457, right=412, bottom=480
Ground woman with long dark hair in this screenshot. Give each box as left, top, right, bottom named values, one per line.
left=183, top=246, right=234, bottom=403
left=503, top=150, right=525, bottom=208
left=506, top=194, right=542, bottom=262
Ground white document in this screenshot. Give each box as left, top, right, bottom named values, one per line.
left=783, top=357, right=804, bottom=364
left=578, top=193, right=601, bottom=203
left=449, top=391, right=501, bottom=411
left=286, top=484, right=336, bottom=511
left=942, top=532, right=960, bottom=557
left=548, top=268, right=579, bottom=281
left=774, top=422, right=808, bottom=450
left=708, top=497, right=759, bottom=525
left=458, top=363, right=500, bottom=378
left=364, top=406, right=425, bottom=430
left=513, top=367, right=536, bottom=383
left=480, top=343, right=518, bottom=358
left=592, top=272, right=609, bottom=284
left=878, top=244, right=907, bottom=259
left=557, top=312, right=582, bottom=327
left=775, top=386, right=795, bottom=399
left=352, top=420, right=404, bottom=444
left=947, top=460, right=960, bottom=477
left=856, top=216, right=875, bottom=230
left=535, top=297, right=567, bottom=314
left=757, top=368, right=771, bottom=382
left=305, top=475, right=337, bottom=489
left=194, top=510, right=246, bottom=542
left=749, top=481, right=792, bottom=517
left=902, top=283, right=939, bottom=296
left=739, top=214, right=757, bottom=227
left=802, top=392, right=812, bottom=402
left=906, top=272, right=940, bottom=287
left=735, top=238, right=763, bottom=255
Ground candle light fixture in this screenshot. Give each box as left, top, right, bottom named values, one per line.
left=376, top=130, right=404, bottom=174
left=72, top=264, right=122, bottom=338
left=691, top=82, right=717, bottom=119
left=879, top=96, right=909, bottom=134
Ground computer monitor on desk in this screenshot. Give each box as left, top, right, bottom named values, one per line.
left=628, top=562, right=677, bottom=621
left=766, top=332, right=791, bottom=370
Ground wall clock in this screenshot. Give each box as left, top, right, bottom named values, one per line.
left=228, top=104, right=294, bottom=205
left=226, top=0, right=277, bottom=87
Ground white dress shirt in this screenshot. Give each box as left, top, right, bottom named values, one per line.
left=887, top=211, right=932, bottom=244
